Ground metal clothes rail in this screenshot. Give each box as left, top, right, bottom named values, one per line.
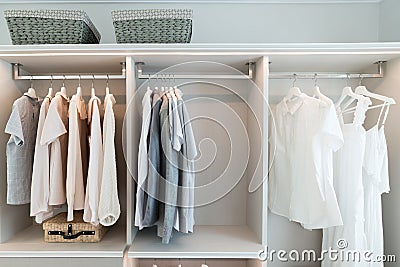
left=11, top=61, right=385, bottom=81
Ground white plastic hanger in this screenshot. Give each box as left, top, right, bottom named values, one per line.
left=76, top=75, right=82, bottom=97
left=91, top=74, right=96, bottom=98
left=47, top=75, right=53, bottom=97
left=312, top=74, right=331, bottom=103
left=105, top=74, right=110, bottom=96
left=355, top=85, right=396, bottom=105
left=335, top=85, right=364, bottom=111
left=285, top=74, right=302, bottom=101
left=25, top=76, right=37, bottom=98
left=60, top=75, right=67, bottom=95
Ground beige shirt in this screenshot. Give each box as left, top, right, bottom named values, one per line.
left=41, top=92, right=69, bottom=206
left=66, top=94, right=88, bottom=221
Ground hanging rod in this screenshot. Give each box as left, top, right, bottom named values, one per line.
left=269, top=61, right=385, bottom=79
left=136, top=61, right=385, bottom=80
left=11, top=62, right=126, bottom=80
left=136, top=62, right=255, bottom=80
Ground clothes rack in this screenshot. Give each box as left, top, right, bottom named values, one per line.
left=11, top=62, right=126, bottom=80
left=135, top=61, right=386, bottom=80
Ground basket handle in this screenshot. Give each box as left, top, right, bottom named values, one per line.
left=48, top=224, right=95, bottom=240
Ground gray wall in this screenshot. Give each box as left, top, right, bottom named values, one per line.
left=379, top=0, right=400, bottom=42
left=0, top=2, right=382, bottom=44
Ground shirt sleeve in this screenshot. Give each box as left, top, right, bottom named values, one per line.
left=182, top=103, right=197, bottom=160
left=321, top=103, right=344, bottom=152
left=5, top=104, right=24, bottom=146
left=40, top=100, right=67, bottom=146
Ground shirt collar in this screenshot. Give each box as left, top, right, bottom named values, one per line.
left=281, top=93, right=307, bottom=115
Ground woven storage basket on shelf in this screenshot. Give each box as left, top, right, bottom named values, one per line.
left=4, top=10, right=101, bottom=45
left=42, top=211, right=108, bottom=243
left=112, top=9, right=193, bottom=43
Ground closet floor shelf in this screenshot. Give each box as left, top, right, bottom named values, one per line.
left=128, top=225, right=263, bottom=259
left=0, top=224, right=126, bottom=258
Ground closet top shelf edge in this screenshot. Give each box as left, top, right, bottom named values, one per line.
left=1, top=42, right=400, bottom=56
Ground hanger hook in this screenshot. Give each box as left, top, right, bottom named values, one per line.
left=78, top=75, right=81, bottom=87
left=63, top=75, right=66, bottom=87
left=92, top=74, right=95, bottom=88
left=50, top=75, right=53, bottom=88
left=292, top=73, right=297, bottom=87
left=359, top=74, right=364, bottom=86
left=106, top=74, right=109, bottom=88
left=314, top=73, right=318, bottom=87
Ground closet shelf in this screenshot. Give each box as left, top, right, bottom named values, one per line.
left=0, top=224, right=126, bottom=258
left=128, top=226, right=264, bottom=259
left=2, top=43, right=400, bottom=74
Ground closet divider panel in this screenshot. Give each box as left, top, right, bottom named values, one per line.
left=246, top=56, right=269, bottom=247
left=126, top=56, right=139, bottom=244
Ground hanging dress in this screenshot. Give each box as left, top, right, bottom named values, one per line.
left=363, top=104, right=391, bottom=267
left=322, top=96, right=371, bottom=267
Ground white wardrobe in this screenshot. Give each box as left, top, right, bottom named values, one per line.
left=0, top=43, right=398, bottom=267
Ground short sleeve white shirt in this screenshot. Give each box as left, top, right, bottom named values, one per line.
left=269, top=94, right=344, bottom=229
left=84, top=96, right=103, bottom=225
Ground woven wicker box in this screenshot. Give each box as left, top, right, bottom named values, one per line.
left=42, top=212, right=108, bottom=243
left=112, top=9, right=192, bottom=43
left=4, top=10, right=101, bottom=45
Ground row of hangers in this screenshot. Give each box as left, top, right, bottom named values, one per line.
left=24, top=75, right=113, bottom=99
left=335, top=74, right=395, bottom=115
left=285, top=73, right=396, bottom=113
left=146, top=74, right=183, bottom=100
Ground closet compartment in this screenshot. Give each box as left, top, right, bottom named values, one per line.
left=0, top=52, right=128, bottom=259
left=125, top=56, right=269, bottom=262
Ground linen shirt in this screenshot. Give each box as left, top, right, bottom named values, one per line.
left=41, top=92, right=69, bottom=206
left=66, top=94, right=88, bottom=221
left=84, top=96, right=103, bottom=225
left=269, top=94, right=344, bottom=228
left=98, top=94, right=120, bottom=226
left=30, top=96, right=53, bottom=222
left=5, top=95, right=40, bottom=205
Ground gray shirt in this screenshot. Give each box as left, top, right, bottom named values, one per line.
left=175, top=99, right=197, bottom=233
left=157, top=96, right=180, bottom=244
left=5, top=95, right=40, bottom=205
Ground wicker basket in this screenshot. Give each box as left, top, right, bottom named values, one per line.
left=112, top=9, right=192, bottom=43
left=42, top=212, right=108, bottom=243
left=4, top=10, right=101, bottom=45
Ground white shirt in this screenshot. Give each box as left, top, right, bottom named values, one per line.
left=30, top=96, right=54, bottom=223
left=41, top=92, right=69, bottom=206
left=135, top=88, right=153, bottom=228
left=98, top=94, right=120, bottom=226
left=66, top=94, right=88, bottom=221
left=269, top=94, right=344, bottom=228
left=83, top=96, right=103, bottom=225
